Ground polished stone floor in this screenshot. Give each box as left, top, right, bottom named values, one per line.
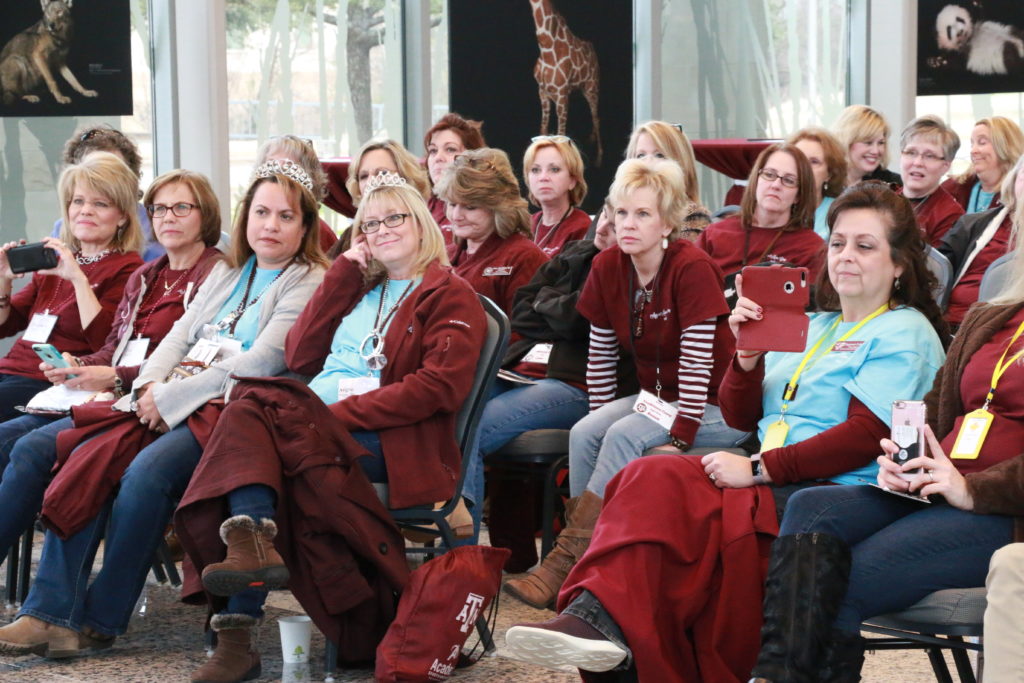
left=0, top=531, right=976, bottom=682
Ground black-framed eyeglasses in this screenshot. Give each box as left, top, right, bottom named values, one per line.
left=148, top=202, right=197, bottom=218
left=359, top=213, right=410, bottom=234
left=758, top=168, right=799, bottom=188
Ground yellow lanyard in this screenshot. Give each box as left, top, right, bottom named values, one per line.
left=983, top=319, right=1024, bottom=410
left=778, top=303, right=890, bottom=418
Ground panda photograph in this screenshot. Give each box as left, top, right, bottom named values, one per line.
left=919, top=0, right=1024, bottom=95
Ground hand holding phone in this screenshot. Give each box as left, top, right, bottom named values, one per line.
left=890, top=400, right=927, bottom=480
left=734, top=265, right=810, bottom=353
left=33, top=344, right=77, bottom=381
left=7, top=242, right=59, bottom=275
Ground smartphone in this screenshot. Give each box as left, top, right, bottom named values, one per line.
left=32, top=343, right=72, bottom=373
left=734, top=265, right=810, bottom=353
left=891, top=400, right=927, bottom=480
left=7, top=242, right=58, bottom=274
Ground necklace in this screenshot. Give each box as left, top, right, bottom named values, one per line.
left=217, top=260, right=290, bottom=336
left=133, top=265, right=193, bottom=338
left=76, top=250, right=111, bottom=265
left=163, top=268, right=188, bottom=293
left=359, top=277, right=417, bottom=371
left=533, top=205, right=574, bottom=249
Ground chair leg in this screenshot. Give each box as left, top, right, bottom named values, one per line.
left=156, top=540, right=181, bottom=587
left=926, top=645, right=955, bottom=683
left=541, top=455, right=567, bottom=560
left=949, top=637, right=977, bottom=683
left=325, top=639, right=337, bottom=680
left=5, top=537, right=19, bottom=606
left=17, top=529, right=32, bottom=604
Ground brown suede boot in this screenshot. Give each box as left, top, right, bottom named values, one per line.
left=191, top=614, right=261, bottom=683
left=503, top=490, right=602, bottom=609
left=202, top=516, right=289, bottom=597
left=0, top=615, right=81, bottom=658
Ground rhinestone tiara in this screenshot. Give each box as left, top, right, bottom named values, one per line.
left=366, top=171, right=408, bottom=193
left=254, top=159, right=314, bottom=193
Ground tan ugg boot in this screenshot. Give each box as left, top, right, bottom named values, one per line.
left=202, top=515, right=289, bottom=597
left=0, top=615, right=81, bottom=658
left=503, top=490, right=603, bottom=609
left=191, top=614, right=261, bottom=683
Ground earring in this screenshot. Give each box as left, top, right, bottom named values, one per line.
left=823, top=181, right=829, bottom=192
left=661, top=236, right=669, bottom=249
left=894, top=276, right=901, bottom=291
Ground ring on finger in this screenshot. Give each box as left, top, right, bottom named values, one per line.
left=927, top=471, right=934, bottom=481
left=709, top=472, right=717, bottom=481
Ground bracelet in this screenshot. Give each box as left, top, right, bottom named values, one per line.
left=737, top=351, right=763, bottom=359
left=113, top=375, right=124, bottom=397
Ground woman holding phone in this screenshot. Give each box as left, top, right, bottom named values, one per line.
left=504, top=183, right=947, bottom=681
left=0, top=152, right=143, bottom=422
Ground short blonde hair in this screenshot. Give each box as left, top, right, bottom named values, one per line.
left=346, top=139, right=431, bottom=206
left=522, top=137, right=588, bottom=206
left=958, top=116, right=1024, bottom=184
left=786, top=127, right=848, bottom=198
left=435, top=147, right=532, bottom=240
left=257, top=135, right=328, bottom=202
left=143, top=169, right=222, bottom=248
left=608, top=158, right=691, bottom=241
left=58, top=151, right=143, bottom=254
left=229, top=173, right=328, bottom=270
left=354, top=182, right=449, bottom=282
left=626, top=121, right=700, bottom=204
left=833, top=104, right=891, bottom=168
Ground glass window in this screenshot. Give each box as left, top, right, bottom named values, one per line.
left=916, top=93, right=1024, bottom=178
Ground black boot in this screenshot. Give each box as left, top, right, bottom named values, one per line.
left=819, top=630, right=865, bottom=682
left=748, top=533, right=852, bottom=683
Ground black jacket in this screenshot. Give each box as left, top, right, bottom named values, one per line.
left=939, top=207, right=1006, bottom=281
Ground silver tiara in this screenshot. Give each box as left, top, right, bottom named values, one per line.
left=365, top=171, right=408, bottom=193
left=254, top=159, right=314, bottom=193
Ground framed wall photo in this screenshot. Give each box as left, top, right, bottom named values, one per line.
left=0, top=0, right=133, bottom=117
left=918, top=0, right=1024, bottom=96
left=449, top=0, right=633, bottom=213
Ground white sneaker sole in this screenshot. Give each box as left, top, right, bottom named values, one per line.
left=505, top=625, right=627, bottom=672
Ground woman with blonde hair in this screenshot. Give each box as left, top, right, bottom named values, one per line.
left=524, top=135, right=591, bottom=256
left=0, top=151, right=144, bottom=421
left=424, top=112, right=486, bottom=240
left=435, top=147, right=549, bottom=316
left=941, top=116, right=1024, bottom=213
left=173, top=173, right=486, bottom=681
left=626, top=121, right=710, bottom=238
left=345, top=138, right=431, bottom=207
left=504, top=158, right=735, bottom=609
left=897, top=115, right=964, bottom=246
left=786, top=127, right=848, bottom=239
left=833, top=104, right=901, bottom=188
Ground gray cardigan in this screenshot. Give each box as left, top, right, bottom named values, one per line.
left=131, top=259, right=325, bottom=428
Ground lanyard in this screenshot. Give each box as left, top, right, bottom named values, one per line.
left=778, top=303, right=890, bottom=418
left=983, top=319, right=1024, bottom=410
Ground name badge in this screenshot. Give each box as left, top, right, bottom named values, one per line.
left=522, top=342, right=553, bottom=365
left=218, top=338, right=243, bottom=359
left=761, top=419, right=790, bottom=451
left=24, top=312, right=58, bottom=344
left=186, top=338, right=223, bottom=364
left=632, top=389, right=675, bottom=430
left=831, top=341, right=863, bottom=353
left=118, top=337, right=150, bottom=367
left=338, top=376, right=380, bottom=401
left=483, top=266, right=513, bottom=277
left=950, top=408, right=993, bottom=460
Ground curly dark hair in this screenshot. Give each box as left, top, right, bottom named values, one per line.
left=63, top=125, right=143, bottom=179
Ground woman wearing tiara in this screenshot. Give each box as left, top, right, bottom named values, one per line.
left=0, top=160, right=326, bottom=666
left=173, top=170, right=487, bottom=681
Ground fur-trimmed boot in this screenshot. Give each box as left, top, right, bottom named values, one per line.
left=202, top=515, right=289, bottom=597
left=747, top=533, right=852, bottom=683
left=191, top=614, right=261, bottom=683
left=819, top=630, right=865, bottom=682
left=503, top=490, right=602, bottom=609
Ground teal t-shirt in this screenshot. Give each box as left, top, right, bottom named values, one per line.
left=307, top=278, right=418, bottom=404
left=759, top=307, right=946, bottom=485
left=211, top=256, right=283, bottom=350
left=813, top=196, right=835, bottom=240
left=968, top=181, right=996, bottom=214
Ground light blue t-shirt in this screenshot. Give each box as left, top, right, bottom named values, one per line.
left=307, top=278, right=418, bottom=404
left=968, top=181, right=996, bottom=214
left=813, top=196, right=835, bottom=240
left=210, top=256, right=282, bottom=350
left=759, top=307, right=946, bottom=485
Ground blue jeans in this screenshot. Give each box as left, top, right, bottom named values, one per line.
left=219, top=430, right=383, bottom=619
left=20, top=423, right=203, bottom=636
left=569, top=395, right=750, bottom=497
left=460, top=378, right=589, bottom=543
left=0, top=415, right=69, bottom=555
left=779, top=485, right=1014, bottom=634
left=0, top=374, right=51, bottom=423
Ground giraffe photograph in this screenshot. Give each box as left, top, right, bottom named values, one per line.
left=449, top=0, right=632, bottom=213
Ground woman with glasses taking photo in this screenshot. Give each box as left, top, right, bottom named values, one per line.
left=524, top=135, right=592, bottom=257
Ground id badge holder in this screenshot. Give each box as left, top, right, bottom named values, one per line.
left=522, top=343, right=553, bottom=365
left=949, top=408, right=993, bottom=460
left=761, top=419, right=790, bottom=451
left=119, top=337, right=150, bottom=367
left=337, top=376, right=381, bottom=401
left=23, top=312, right=58, bottom=344
left=632, top=389, right=675, bottom=430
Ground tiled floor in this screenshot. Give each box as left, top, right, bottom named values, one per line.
left=0, top=531, right=976, bottom=682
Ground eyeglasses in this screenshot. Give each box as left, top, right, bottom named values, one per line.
left=531, top=135, right=576, bottom=147
left=900, top=148, right=946, bottom=164
left=148, top=202, right=197, bottom=218
left=359, top=212, right=410, bottom=234
left=758, top=168, right=799, bottom=188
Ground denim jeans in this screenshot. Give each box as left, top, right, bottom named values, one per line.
left=563, top=589, right=632, bottom=670
left=569, top=395, right=750, bottom=497
left=0, top=374, right=52, bottom=423
left=459, top=378, right=589, bottom=543
left=0, top=415, right=69, bottom=555
left=779, top=484, right=1014, bottom=634
left=20, top=423, right=203, bottom=636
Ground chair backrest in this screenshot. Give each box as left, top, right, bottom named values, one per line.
left=979, top=250, right=1015, bottom=303
left=925, top=245, right=953, bottom=311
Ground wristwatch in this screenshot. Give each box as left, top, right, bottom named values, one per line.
left=670, top=437, right=690, bottom=451
left=751, top=455, right=766, bottom=485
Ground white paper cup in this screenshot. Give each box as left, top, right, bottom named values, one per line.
left=279, top=615, right=313, bottom=664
